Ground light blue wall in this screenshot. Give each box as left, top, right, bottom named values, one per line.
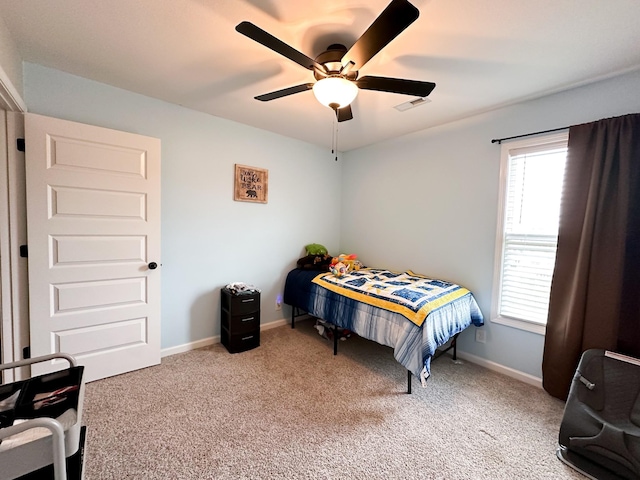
left=341, top=68, right=640, bottom=379
left=23, top=63, right=342, bottom=351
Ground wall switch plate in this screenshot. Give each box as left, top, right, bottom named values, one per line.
left=475, top=329, right=486, bottom=343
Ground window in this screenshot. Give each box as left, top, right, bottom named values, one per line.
left=491, top=132, right=568, bottom=334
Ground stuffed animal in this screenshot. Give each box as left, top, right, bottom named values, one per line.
left=305, top=243, right=328, bottom=256
left=297, top=253, right=332, bottom=271
left=330, top=254, right=359, bottom=270
left=330, top=261, right=348, bottom=277
left=296, top=243, right=332, bottom=271
left=329, top=254, right=360, bottom=276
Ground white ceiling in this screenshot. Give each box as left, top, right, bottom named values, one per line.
left=2, top=0, right=640, bottom=151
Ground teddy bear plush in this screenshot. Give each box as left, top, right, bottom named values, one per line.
left=296, top=253, right=332, bottom=271
left=296, top=243, right=333, bottom=271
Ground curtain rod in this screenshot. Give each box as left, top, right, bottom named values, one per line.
left=491, top=125, right=570, bottom=144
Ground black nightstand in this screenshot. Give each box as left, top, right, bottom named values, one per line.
left=221, top=288, right=260, bottom=353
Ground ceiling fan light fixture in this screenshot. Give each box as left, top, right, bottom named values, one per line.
left=312, top=77, right=358, bottom=110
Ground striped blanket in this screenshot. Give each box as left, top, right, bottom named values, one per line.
left=312, top=268, right=470, bottom=327
left=285, top=267, right=484, bottom=386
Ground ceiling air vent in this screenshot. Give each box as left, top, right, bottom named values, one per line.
left=394, top=97, right=432, bottom=112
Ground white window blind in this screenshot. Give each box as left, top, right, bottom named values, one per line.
left=498, top=141, right=567, bottom=325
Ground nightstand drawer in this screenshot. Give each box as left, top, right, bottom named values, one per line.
left=222, top=290, right=260, bottom=315
left=223, top=330, right=260, bottom=353
left=229, top=312, right=260, bottom=334
left=232, top=295, right=259, bottom=315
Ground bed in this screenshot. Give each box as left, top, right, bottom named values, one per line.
left=284, top=267, right=484, bottom=392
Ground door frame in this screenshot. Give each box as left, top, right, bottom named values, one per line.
left=0, top=70, right=28, bottom=381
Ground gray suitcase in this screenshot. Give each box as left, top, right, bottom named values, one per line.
left=557, top=349, right=640, bottom=480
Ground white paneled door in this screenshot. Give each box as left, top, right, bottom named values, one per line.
left=25, top=113, right=161, bottom=382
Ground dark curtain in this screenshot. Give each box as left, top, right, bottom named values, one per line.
left=542, top=113, right=640, bottom=400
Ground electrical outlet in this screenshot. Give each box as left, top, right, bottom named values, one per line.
left=275, top=294, right=282, bottom=311
left=475, top=329, right=486, bottom=344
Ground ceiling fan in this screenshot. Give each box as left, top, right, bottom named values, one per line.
left=235, top=0, right=436, bottom=123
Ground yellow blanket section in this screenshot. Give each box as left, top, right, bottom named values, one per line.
left=312, top=269, right=470, bottom=327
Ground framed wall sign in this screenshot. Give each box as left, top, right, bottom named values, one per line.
left=234, top=164, right=268, bottom=203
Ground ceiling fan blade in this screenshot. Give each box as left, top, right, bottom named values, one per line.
left=356, top=76, right=436, bottom=97
left=341, top=0, right=419, bottom=70
left=236, top=21, right=325, bottom=73
left=336, top=105, right=353, bottom=122
left=255, top=83, right=314, bottom=101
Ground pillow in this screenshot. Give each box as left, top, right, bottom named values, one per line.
left=305, top=243, right=328, bottom=256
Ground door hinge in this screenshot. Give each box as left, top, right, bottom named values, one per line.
left=20, top=245, right=28, bottom=258
left=17, top=138, right=25, bottom=152
left=23, top=346, right=31, bottom=359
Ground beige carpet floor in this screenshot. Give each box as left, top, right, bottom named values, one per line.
left=82, top=318, right=584, bottom=479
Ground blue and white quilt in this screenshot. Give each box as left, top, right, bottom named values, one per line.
left=284, top=268, right=484, bottom=387
left=312, top=269, right=471, bottom=327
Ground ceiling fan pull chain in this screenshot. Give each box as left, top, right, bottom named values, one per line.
left=331, top=115, right=338, bottom=162
left=330, top=114, right=339, bottom=161
left=335, top=118, right=339, bottom=161
left=331, top=114, right=337, bottom=160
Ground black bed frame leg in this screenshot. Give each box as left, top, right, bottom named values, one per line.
left=452, top=336, right=457, bottom=360
left=407, top=370, right=412, bottom=394
left=291, top=307, right=295, bottom=329
left=333, top=325, right=338, bottom=355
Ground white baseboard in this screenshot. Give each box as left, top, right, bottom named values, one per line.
left=160, top=318, right=289, bottom=358
left=261, top=318, right=288, bottom=330
left=161, top=336, right=219, bottom=357
left=455, top=350, right=543, bottom=389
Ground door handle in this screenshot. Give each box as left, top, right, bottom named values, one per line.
left=148, top=262, right=158, bottom=270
